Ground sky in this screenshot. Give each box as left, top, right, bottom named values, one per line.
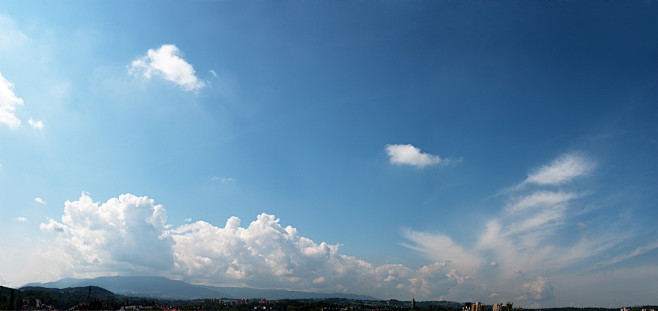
left=0, top=1, right=657, bottom=308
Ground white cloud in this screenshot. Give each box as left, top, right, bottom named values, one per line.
left=34, top=197, right=46, bottom=205
left=597, top=241, right=658, bottom=267
left=401, top=229, right=481, bottom=276
left=524, top=154, right=594, bottom=186
left=209, top=69, right=218, bottom=78
left=17, top=217, right=27, bottom=222
left=30, top=152, right=654, bottom=307
left=36, top=192, right=466, bottom=300
left=520, top=277, right=554, bottom=302
left=171, top=214, right=393, bottom=292
left=385, top=144, right=456, bottom=168
left=398, top=152, right=656, bottom=306
left=0, top=72, right=24, bottom=129
left=28, top=117, right=43, bottom=129
left=130, top=44, right=205, bottom=92
left=506, top=191, right=578, bottom=213
left=40, top=192, right=174, bottom=274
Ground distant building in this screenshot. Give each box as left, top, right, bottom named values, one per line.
left=473, top=302, right=485, bottom=311
left=411, top=298, right=416, bottom=310
left=494, top=303, right=503, bottom=311
left=463, top=302, right=473, bottom=311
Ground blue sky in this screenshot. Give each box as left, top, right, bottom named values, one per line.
left=1, top=1, right=657, bottom=307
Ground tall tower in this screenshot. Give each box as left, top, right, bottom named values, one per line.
left=411, top=298, right=416, bottom=310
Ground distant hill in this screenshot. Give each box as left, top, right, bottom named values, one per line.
left=22, top=276, right=378, bottom=300
left=15, top=286, right=123, bottom=310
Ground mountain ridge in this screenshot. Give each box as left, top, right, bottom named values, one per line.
left=22, top=276, right=378, bottom=300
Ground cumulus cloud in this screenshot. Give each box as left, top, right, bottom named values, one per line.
left=28, top=117, right=43, bottom=129
left=385, top=144, right=456, bottom=168
left=130, top=44, right=205, bottom=92
left=520, top=277, right=554, bottom=302
left=40, top=192, right=174, bottom=274
left=170, top=214, right=455, bottom=297
left=34, top=197, right=46, bottom=205
left=0, top=72, right=24, bottom=129
left=524, top=154, right=594, bottom=186
left=37, top=192, right=462, bottom=299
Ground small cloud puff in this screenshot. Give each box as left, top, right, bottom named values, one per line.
left=130, top=44, right=205, bottom=92
left=34, top=197, right=46, bottom=205
left=17, top=217, right=27, bottom=222
left=28, top=118, right=43, bottom=130
left=385, top=144, right=457, bottom=168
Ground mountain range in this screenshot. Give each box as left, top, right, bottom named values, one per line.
left=22, top=276, right=377, bottom=300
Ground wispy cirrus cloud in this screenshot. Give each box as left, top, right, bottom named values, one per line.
left=401, top=229, right=481, bottom=277
left=0, top=14, right=28, bottom=50
left=524, top=153, right=595, bottom=186
left=385, top=144, right=459, bottom=168
left=400, top=152, right=652, bottom=306
left=506, top=191, right=580, bottom=213
left=130, top=44, right=205, bottom=92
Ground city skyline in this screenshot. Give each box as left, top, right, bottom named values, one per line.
left=1, top=1, right=657, bottom=308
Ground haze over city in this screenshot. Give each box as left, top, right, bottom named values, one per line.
left=1, top=1, right=656, bottom=308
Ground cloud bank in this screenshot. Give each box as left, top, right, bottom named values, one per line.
left=37, top=192, right=469, bottom=299
left=130, top=44, right=205, bottom=92
left=27, top=153, right=657, bottom=306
